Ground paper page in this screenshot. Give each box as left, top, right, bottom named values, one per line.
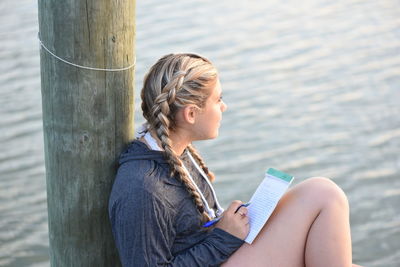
left=245, top=168, right=294, bottom=244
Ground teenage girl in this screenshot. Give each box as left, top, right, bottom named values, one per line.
left=108, top=53, right=363, bottom=267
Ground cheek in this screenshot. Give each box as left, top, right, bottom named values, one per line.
left=217, top=105, right=223, bottom=118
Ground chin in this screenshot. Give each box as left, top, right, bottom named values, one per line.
left=196, top=127, right=220, bottom=141
left=209, top=130, right=219, bottom=140
left=198, top=131, right=219, bottom=141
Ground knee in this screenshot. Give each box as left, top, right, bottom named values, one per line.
left=299, top=177, right=349, bottom=210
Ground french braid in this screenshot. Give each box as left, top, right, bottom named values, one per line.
left=141, top=53, right=218, bottom=222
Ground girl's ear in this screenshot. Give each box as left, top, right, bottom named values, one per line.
left=181, top=105, right=197, bottom=124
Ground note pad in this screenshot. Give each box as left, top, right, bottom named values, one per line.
left=245, top=168, right=294, bottom=244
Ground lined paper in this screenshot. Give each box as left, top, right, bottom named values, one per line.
left=245, top=168, right=294, bottom=244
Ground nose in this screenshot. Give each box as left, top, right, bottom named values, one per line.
left=221, top=101, right=228, bottom=112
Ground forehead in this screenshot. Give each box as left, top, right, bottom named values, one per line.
left=210, top=79, right=222, bottom=97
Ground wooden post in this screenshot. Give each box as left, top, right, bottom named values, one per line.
left=38, top=0, right=135, bottom=265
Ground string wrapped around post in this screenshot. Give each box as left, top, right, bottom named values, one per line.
left=38, top=33, right=136, bottom=72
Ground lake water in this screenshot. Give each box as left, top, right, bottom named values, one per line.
left=1, top=0, right=399, bottom=266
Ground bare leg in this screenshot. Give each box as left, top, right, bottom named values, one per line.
left=222, top=177, right=356, bottom=267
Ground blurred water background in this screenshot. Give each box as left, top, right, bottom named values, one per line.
left=1, top=0, right=399, bottom=266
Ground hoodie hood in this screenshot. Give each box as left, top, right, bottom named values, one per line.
left=119, top=140, right=183, bottom=187
left=119, top=140, right=168, bottom=166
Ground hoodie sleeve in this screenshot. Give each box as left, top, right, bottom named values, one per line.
left=108, top=164, right=244, bottom=267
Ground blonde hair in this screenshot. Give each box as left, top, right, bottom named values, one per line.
left=141, top=53, right=217, bottom=222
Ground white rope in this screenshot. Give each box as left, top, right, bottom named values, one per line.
left=38, top=33, right=136, bottom=72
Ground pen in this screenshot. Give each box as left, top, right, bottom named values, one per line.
left=234, top=202, right=251, bottom=214
left=202, top=216, right=222, bottom=228
left=202, top=202, right=251, bottom=228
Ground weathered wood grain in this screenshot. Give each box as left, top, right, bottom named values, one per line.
left=38, top=1, right=135, bottom=265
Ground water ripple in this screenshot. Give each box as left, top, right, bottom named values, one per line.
left=1, top=0, right=400, bottom=266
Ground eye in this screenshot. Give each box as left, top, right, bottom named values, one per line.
left=218, top=96, right=223, bottom=102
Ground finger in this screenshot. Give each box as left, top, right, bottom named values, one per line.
left=227, top=200, right=244, bottom=213
left=239, top=212, right=248, bottom=219
left=238, top=207, right=248, bottom=214
left=234, top=203, right=251, bottom=214
left=238, top=209, right=247, bottom=216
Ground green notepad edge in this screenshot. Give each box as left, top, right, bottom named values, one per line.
left=266, top=168, right=293, bottom=183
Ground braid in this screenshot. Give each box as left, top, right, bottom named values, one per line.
left=150, top=75, right=211, bottom=222
left=187, top=144, right=216, bottom=183
left=141, top=53, right=218, bottom=222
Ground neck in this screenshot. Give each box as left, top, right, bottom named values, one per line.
left=148, top=129, right=191, bottom=156
left=169, top=129, right=192, bottom=156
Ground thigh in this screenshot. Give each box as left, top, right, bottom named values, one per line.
left=221, top=178, right=331, bottom=267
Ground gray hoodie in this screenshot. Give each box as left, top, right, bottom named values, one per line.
left=108, top=140, right=244, bottom=267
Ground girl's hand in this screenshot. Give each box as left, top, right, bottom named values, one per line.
left=215, top=200, right=250, bottom=240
